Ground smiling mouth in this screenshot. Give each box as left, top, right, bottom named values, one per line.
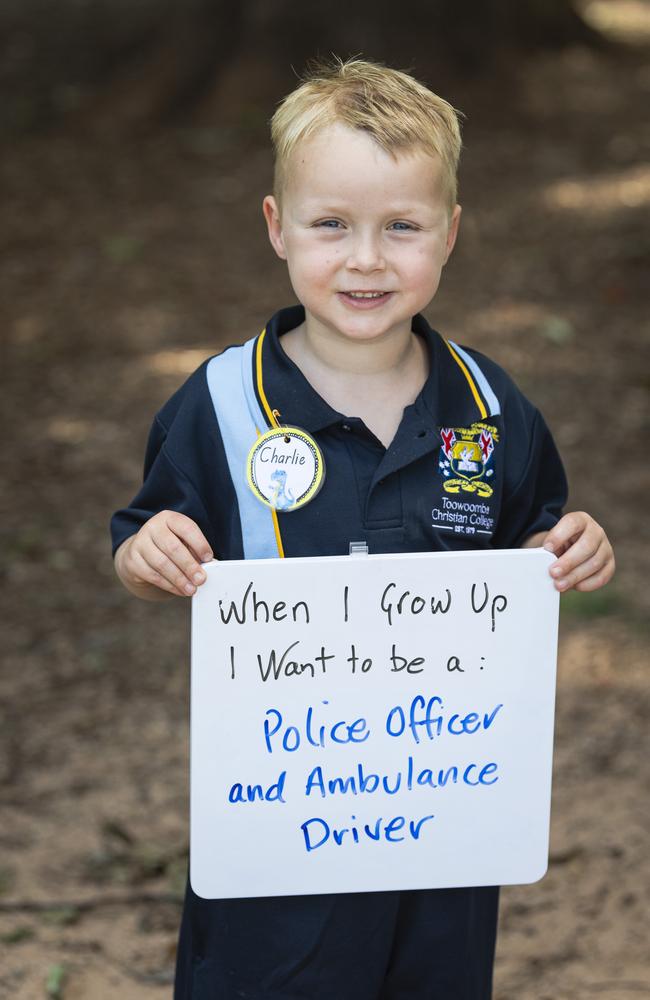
left=338, top=290, right=394, bottom=309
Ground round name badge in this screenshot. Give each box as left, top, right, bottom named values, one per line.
left=246, top=426, right=325, bottom=512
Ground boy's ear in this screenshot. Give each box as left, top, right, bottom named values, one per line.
left=444, top=204, right=462, bottom=264
left=262, top=196, right=287, bottom=260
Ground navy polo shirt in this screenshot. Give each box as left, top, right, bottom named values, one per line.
left=110, top=305, right=567, bottom=560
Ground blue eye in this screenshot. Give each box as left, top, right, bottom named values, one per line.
left=314, top=219, right=343, bottom=229
left=389, top=221, right=417, bottom=232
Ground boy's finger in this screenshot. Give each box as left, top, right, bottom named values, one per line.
left=130, top=548, right=190, bottom=598
left=542, top=511, right=588, bottom=554
left=573, top=558, right=615, bottom=592
left=551, top=540, right=609, bottom=592
left=165, top=512, right=213, bottom=563
left=149, top=527, right=208, bottom=588
left=142, top=537, right=202, bottom=595
left=548, top=530, right=598, bottom=580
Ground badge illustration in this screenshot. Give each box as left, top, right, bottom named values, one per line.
left=247, top=426, right=325, bottom=512
left=438, top=422, right=498, bottom=498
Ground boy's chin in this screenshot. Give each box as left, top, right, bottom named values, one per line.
left=320, top=317, right=414, bottom=345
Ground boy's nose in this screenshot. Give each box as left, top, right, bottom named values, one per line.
left=345, top=233, right=385, bottom=273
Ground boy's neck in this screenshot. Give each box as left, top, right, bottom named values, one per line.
left=285, top=318, right=421, bottom=378
left=280, top=317, right=429, bottom=448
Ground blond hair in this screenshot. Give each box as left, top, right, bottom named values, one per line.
left=270, top=57, right=463, bottom=213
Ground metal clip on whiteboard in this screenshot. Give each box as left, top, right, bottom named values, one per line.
left=349, top=541, right=369, bottom=557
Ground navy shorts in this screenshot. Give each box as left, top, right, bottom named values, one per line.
left=174, top=881, right=499, bottom=999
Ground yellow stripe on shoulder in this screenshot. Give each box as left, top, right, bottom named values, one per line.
left=444, top=340, right=488, bottom=420
left=255, top=329, right=281, bottom=429
left=254, top=331, right=285, bottom=558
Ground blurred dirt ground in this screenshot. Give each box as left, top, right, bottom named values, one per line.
left=1, top=36, right=649, bottom=1000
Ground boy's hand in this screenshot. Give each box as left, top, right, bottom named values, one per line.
left=114, top=511, right=213, bottom=601
left=524, top=512, right=615, bottom=593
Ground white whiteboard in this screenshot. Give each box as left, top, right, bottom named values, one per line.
left=190, top=548, right=559, bottom=898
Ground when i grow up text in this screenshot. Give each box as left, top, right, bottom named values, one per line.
left=221, top=578, right=509, bottom=682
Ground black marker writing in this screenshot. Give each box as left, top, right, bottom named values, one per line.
left=380, top=583, right=452, bottom=627
left=348, top=644, right=372, bottom=674
left=257, top=642, right=334, bottom=682
left=219, top=582, right=310, bottom=626
left=470, top=582, right=508, bottom=632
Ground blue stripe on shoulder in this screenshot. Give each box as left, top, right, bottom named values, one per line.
left=449, top=341, right=501, bottom=417
left=206, top=339, right=280, bottom=559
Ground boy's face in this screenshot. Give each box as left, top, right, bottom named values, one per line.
left=263, top=123, right=461, bottom=349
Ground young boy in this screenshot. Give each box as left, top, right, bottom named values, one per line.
left=111, top=58, right=614, bottom=1000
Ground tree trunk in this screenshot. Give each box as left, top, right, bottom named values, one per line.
left=0, top=0, right=609, bottom=134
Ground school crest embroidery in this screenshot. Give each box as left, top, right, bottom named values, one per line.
left=438, top=422, right=499, bottom=498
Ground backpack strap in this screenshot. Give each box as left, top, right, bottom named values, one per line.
left=206, top=336, right=283, bottom=559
